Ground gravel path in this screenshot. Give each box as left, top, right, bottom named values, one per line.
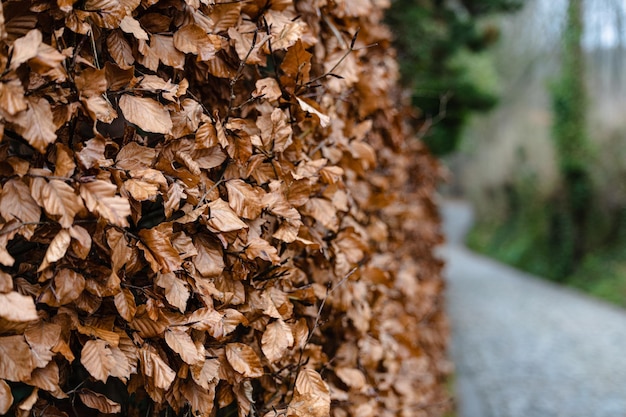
left=439, top=200, right=626, bottom=417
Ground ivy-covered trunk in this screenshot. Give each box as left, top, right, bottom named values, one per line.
left=550, top=0, right=594, bottom=278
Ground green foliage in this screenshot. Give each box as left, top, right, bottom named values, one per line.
left=548, top=0, right=594, bottom=276
left=386, top=0, right=521, bottom=155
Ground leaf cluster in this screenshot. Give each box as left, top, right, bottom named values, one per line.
left=0, top=0, right=449, bottom=416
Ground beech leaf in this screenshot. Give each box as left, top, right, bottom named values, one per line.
left=165, top=328, right=203, bottom=365
left=207, top=198, right=248, bottom=232
left=290, top=369, right=331, bottom=417
left=12, top=96, right=57, bottom=153
left=261, top=319, right=294, bottom=363
left=114, top=288, right=137, bottom=321
left=80, top=180, right=131, bottom=227
left=226, top=179, right=265, bottom=220
left=119, top=94, right=172, bottom=134
left=155, top=272, right=189, bottom=312
left=81, top=340, right=116, bottom=383
left=39, top=268, right=86, bottom=306
left=78, top=389, right=122, bottom=414
left=139, top=227, right=183, bottom=273
left=41, top=179, right=82, bottom=228
left=0, top=179, right=40, bottom=238
left=225, top=343, right=263, bottom=378
left=38, top=229, right=71, bottom=271
left=0, top=335, right=36, bottom=381
left=0, top=379, right=12, bottom=414
left=0, top=292, right=38, bottom=322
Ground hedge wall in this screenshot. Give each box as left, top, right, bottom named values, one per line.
left=0, top=0, right=450, bottom=416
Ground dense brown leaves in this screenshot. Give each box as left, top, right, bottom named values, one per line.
left=0, top=0, right=449, bottom=416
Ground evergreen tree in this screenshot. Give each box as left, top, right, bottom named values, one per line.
left=386, top=0, right=522, bottom=155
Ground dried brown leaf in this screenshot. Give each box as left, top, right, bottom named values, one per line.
left=173, top=24, right=216, bottom=60
left=69, top=225, right=92, bottom=259
left=245, top=237, right=280, bottom=264
left=194, top=236, right=226, bottom=278
left=107, top=30, right=135, bottom=69
left=280, top=40, right=312, bottom=83
left=165, top=328, right=203, bottom=365
left=119, top=15, right=148, bottom=40
left=256, top=108, right=292, bottom=152
left=0, top=78, right=27, bottom=116
left=28, top=361, right=65, bottom=397
left=0, top=379, right=12, bottom=414
left=114, top=288, right=137, bottom=321
left=78, top=389, right=121, bottom=414
left=139, top=227, right=183, bottom=273
left=191, top=358, right=220, bottom=390
left=39, top=268, right=85, bottom=306
left=0, top=292, right=38, bottom=322
left=253, top=78, right=282, bottom=102
left=80, top=180, right=131, bottom=227
left=155, top=272, right=189, bottom=312
left=116, top=142, right=157, bottom=170
left=11, top=96, right=57, bottom=153
left=38, top=229, right=71, bottom=271
left=77, top=137, right=107, bottom=169
left=81, top=340, right=116, bottom=383
left=302, top=198, right=338, bottom=232
left=119, top=94, right=172, bottom=135
left=226, top=179, right=265, bottom=220
left=0, top=178, right=40, bottom=238
left=40, top=179, right=82, bottom=228
left=225, top=343, right=263, bottom=378
left=54, top=143, right=76, bottom=178
left=0, top=271, right=11, bottom=293
left=0, top=335, right=36, bottom=381
left=140, top=346, right=176, bottom=390
left=10, top=29, right=41, bottom=70
left=290, top=369, right=331, bottom=417
left=261, top=319, right=293, bottom=363
left=138, top=35, right=185, bottom=71
left=296, top=97, right=330, bottom=128
left=335, top=367, right=366, bottom=390
left=206, top=198, right=248, bottom=232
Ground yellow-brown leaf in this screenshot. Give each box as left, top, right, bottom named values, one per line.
left=206, top=198, right=248, bottom=232
left=80, top=180, right=131, bottom=227
left=38, top=229, right=71, bottom=271
left=0, top=179, right=40, bottom=239
left=155, top=272, right=189, bottom=312
left=11, top=96, right=57, bottom=153
left=165, top=328, right=203, bottom=365
left=114, top=288, right=137, bottom=321
left=139, top=227, right=183, bottom=273
left=119, top=94, right=172, bottom=135
left=0, top=335, right=36, bottom=382
left=261, top=319, right=293, bottom=363
left=0, top=379, right=12, bottom=414
left=226, top=179, right=265, bottom=220
left=39, top=268, right=85, bottom=306
left=290, top=369, right=331, bottom=417
left=41, top=179, right=82, bottom=228
left=140, top=346, right=176, bottom=390
left=78, top=389, right=121, bottom=414
left=225, top=343, right=263, bottom=378
left=0, top=292, right=38, bottom=322
left=81, top=340, right=116, bottom=383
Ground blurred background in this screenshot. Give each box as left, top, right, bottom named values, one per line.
left=387, top=0, right=626, bottom=307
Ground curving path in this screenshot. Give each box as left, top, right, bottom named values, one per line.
left=439, top=200, right=626, bottom=417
